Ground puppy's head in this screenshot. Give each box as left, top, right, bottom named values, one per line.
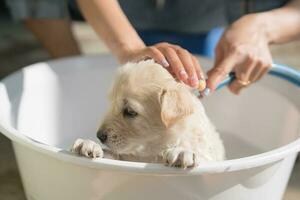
left=97, top=60, right=194, bottom=156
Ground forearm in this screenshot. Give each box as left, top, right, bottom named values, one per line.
left=77, top=0, right=145, bottom=62
left=258, top=0, right=300, bottom=44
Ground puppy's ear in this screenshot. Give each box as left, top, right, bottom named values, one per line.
left=159, top=86, right=194, bottom=128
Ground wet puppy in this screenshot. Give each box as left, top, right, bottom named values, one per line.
left=72, top=60, right=225, bottom=168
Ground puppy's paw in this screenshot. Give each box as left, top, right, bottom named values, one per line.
left=163, top=147, right=198, bottom=169
left=71, top=138, right=103, bottom=158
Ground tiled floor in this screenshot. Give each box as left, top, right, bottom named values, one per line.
left=0, top=21, right=299, bottom=200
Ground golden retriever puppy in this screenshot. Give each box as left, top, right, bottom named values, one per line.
left=72, top=60, right=225, bottom=168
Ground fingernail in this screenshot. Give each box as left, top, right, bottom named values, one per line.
left=192, top=89, right=200, bottom=97
left=179, top=70, right=188, bottom=79
left=202, top=88, right=210, bottom=96
left=198, top=79, right=206, bottom=91
left=161, top=59, right=169, bottom=67
left=190, top=76, right=198, bottom=87
left=200, top=73, right=206, bottom=80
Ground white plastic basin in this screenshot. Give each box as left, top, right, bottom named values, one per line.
left=0, top=55, right=300, bottom=200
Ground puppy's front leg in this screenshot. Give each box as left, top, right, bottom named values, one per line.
left=71, top=138, right=103, bottom=158
left=162, top=147, right=199, bottom=169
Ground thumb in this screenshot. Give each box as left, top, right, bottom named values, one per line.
left=207, top=54, right=236, bottom=91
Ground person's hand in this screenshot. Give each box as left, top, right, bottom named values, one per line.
left=119, top=42, right=205, bottom=89
left=207, top=14, right=273, bottom=95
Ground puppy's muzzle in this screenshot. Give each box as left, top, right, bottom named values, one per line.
left=97, top=129, right=108, bottom=143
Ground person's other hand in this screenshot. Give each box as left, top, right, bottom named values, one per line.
left=119, top=42, right=205, bottom=88
left=207, top=14, right=273, bottom=95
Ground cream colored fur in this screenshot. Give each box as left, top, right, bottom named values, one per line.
left=72, top=60, right=225, bottom=168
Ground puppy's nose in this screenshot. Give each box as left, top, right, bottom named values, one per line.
left=97, top=129, right=108, bottom=143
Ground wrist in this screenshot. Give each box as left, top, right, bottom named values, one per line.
left=113, top=41, right=146, bottom=63
left=239, top=13, right=274, bottom=44
left=254, top=12, right=278, bottom=44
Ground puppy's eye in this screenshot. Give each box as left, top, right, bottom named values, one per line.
left=123, top=107, right=138, bottom=118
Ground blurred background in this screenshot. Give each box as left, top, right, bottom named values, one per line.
left=0, top=1, right=300, bottom=199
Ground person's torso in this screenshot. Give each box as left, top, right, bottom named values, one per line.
left=118, top=0, right=289, bottom=33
